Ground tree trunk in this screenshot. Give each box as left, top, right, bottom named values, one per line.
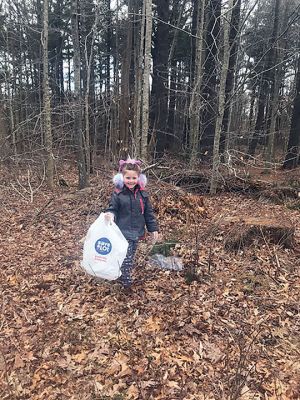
left=133, top=0, right=145, bottom=155
left=210, top=0, right=233, bottom=194
left=83, top=1, right=99, bottom=173
left=0, top=101, right=9, bottom=158
left=150, top=0, right=169, bottom=156
left=167, top=0, right=184, bottom=145
left=42, top=0, right=54, bottom=189
left=248, top=0, right=281, bottom=158
left=72, top=0, right=89, bottom=188
left=110, top=0, right=120, bottom=159
left=4, top=41, right=16, bottom=156
left=283, top=56, right=300, bottom=169
left=247, top=82, right=257, bottom=146
left=167, top=58, right=177, bottom=146
left=106, top=0, right=111, bottom=97
left=175, top=61, right=188, bottom=149
left=189, top=0, right=205, bottom=164
left=119, top=0, right=133, bottom=157
left=266, top=67, right=281, bottom=165
left=266, top=0, right=287, bottom=165
left=219, top=0, right=241, bottom=158
left=140, top=0, right=153, bottom=160
left=200, top=0, right=221, bottom=158
left=105, top=0, right=112, bottom=157
left=67, top=37, right=72, bottom=92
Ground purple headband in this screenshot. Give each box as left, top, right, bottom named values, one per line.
left=119, top=158, right=142, bottom=172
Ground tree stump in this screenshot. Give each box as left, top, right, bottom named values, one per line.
left=223, top=216, right=295, bottom=250
left=258, top=186, right=299, bottom=203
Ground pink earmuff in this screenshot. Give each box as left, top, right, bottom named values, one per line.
left=113, top=173, right=147, bottom=189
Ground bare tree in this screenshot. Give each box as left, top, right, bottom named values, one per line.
left=150, top=0, right=170, bottom=156
left=189, top=0, right=206, bottom=164
left=71, top=0, right=89, bottom=188
left=210, top=0, right=234, bottom=194
left=83, top=0, right=100, bottom=173
left=140, top=0, right=153, bottom=159
left=247, top=0, right=281, bottom=158
left=119, top=0, right=133, bottom=157
left=42, top=0, right=54, bottom=188
left=0, top=100, right=9, bottom=158
left=220, top=0, right=242, bottom=159
left=266, top=0, right=285, bottom=165
left=133, top=0, right=145, bottom=155
left=283, top=54, right=300, bottom=169
left=200, top=0, right=221, bottom=156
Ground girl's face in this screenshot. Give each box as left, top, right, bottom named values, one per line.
left=123, top=170, right=139, bottom=189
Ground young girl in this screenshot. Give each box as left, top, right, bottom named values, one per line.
left=104, top=158, right=159, bottom=288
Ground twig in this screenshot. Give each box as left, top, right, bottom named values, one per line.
left=27, top=169, right=33, bottom=202
left=21, top=197, right=55, bottom=229
left=208, top=247, right=212, bottom=274
left=31, top=197, right=54, bottom=224
left=274, top=251, right=281, bottom=270
left=259, top=229, right=282, bottom=284
left=11, top=166, right=46, bottom=203
left=10, top=183, right=28, bottom=202
left=229, top=326, right=266, bottom=400
left=142, top=161, right=163, bottom=173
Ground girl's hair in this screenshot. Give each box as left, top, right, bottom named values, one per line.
left=119, top=158, right=141, bottom=174
left=113, top=158, right=147, bottom=188
left=122, top=163, right=141, bottom=174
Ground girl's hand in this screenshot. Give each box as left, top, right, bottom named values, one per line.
left=150, top=231, right=159, bottom=244
left=104, top=212, right=114, bottom=224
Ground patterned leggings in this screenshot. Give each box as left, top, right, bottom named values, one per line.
left=119, top=240, right=138, bottom=287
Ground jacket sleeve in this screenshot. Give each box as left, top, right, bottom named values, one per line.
left=144, top=195, right=159, bottom=233
left=105, top=192, right=120, bottom=219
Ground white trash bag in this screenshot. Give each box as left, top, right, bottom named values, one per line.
left=81, top=213, right=128, bottom=280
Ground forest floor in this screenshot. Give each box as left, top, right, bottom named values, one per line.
left=0, top=159, right=299, bottom=400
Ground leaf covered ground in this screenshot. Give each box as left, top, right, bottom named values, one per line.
left=0, top=161, right=299, bottom=400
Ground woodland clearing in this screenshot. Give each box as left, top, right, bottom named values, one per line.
left=0, top=159, right=299, bottom=400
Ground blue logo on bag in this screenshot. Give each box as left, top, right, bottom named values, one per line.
left=95, top=238, right=112, bottom=255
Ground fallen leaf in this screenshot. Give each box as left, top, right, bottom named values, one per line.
left=203, top=341, right=223, bottom=363
left=144, top=316, right=162, bottom=332
left=127, top=383, right=139, bottom=399
left=72, top=351, right=87, bottom=363
left=140, top=380, right=157, bottom=389
left=167, top=381, right=181, bottom=389
left=14, top=354, right=25, bottom=369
